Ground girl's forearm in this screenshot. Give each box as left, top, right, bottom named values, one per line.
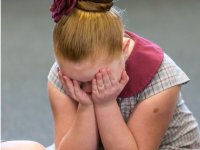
left=94, top=100, right=138, bottom=150
left=58, top=104, right=99, bottom=150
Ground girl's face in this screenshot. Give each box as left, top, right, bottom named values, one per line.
left=56, top=36, right=133, bottom=94
left=56, top=55, right=126, bottom=94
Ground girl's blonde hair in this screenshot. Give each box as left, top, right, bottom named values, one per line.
left=53, top=2, right=124, bottom=63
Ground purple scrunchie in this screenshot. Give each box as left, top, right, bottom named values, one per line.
left=50, top=0, right=77, bottom=22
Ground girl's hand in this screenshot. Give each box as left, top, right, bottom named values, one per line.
left=58, top=69, right=93, bottom=105
left=92, top=68, right=129, bottom=105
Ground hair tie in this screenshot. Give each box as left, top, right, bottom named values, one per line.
left=76, top=0, right=113, bottom=12
left=50, top=0, right=77, bottom=23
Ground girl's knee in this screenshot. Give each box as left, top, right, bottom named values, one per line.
left=1, top=140, right=46, bottom=150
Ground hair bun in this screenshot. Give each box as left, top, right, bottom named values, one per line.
left=50, top=0, right=113, bottom=22
left=50, top=0, right=77, bottom=22
left=76, top=0, right=113, bottom=12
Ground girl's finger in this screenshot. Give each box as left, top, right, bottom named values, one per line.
left=58, top=73, right=73, bottom=96
left=102, top=69, right=111, bottom=89
left=73, top=80, right=88, bottom=100
left=119, top=70, right=129, bottom=86
left=73, top=80, right=81, bottom=97
left=73, top=80, right=85, bottom=96
left=63, top=75, right=72, bottom=88
left=92, top=78, right=98, bottom=94
left=63, top=75, right=76, bottom=96
left=107, top=68, right=117, bottom=86
left=96, top=73, right=104, bottom=92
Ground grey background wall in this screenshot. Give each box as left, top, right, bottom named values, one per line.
left=2, top=0, right=200, bottom=147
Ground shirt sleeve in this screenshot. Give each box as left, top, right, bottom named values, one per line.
left=47, top=62, right=66, bottom=95
left=137, top=53, right=190, bottom=101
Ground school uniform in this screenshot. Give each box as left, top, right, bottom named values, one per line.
left=47, top=31, right=200, bottom=149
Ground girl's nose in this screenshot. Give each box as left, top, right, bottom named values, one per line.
left=81, top=82, right=92, bottom=94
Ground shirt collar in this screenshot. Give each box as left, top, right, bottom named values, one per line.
left=118, top=31, right=164, bottom=98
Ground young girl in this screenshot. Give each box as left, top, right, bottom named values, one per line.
left=47, top=0, right=200, bottom=150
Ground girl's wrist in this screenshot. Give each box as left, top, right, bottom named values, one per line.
left=93, top=99, right=116, bottom=108
left=77, top=103, right=95, bottom=116
left=78, top=102, right=94, bottom=108
left=94, top=100, right=119, bottom=116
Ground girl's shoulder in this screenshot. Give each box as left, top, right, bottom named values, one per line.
left=118, top=53, right=190, bottom=102
left=138, top=53, right=190, bottom=101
